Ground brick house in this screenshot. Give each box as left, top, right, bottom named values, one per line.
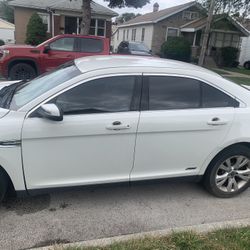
left=9, top=0, right=118, bottom=44
left=113, top=1, right=249, bottom=60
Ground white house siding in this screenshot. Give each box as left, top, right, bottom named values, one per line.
left=113, top=24, right=154, bottom=52
left=0, top=29, right=15, bottom=44
left=239, top=37, right=250, bottom=66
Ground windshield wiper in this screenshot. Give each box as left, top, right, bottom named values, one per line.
left=0, top=80, right=27, bottom=109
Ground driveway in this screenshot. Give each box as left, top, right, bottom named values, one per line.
left=0, top=181, right=250, bottom=250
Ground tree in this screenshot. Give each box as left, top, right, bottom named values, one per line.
left=198, top=0, right=250, bottom=20
left=115, top=13, right=141, bottom=24
left=26, top=13, right=47, bottom=45
left=0, top=0, right=14, bottom=23
left=71, top=0, right=150, bottom=35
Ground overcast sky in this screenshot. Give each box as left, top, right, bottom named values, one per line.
left=95, top=0, right=194, bottom=15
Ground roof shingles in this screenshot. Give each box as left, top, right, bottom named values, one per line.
left=9, top=0, right=117, bottom=17
left=120, top=1, right=197, bottom=26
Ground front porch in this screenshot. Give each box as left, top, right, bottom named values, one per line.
left=180, top=15, right=249, bottom=64
left=51, top=14, right=112, bottom=38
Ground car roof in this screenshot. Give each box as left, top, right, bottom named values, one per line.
left=74, top=55, right=219, bottom=76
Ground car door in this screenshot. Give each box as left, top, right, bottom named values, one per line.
left=22, top=75, right=142, bottom=190
left=131, top=75, right=238, bottom=181
left=42, top=37, right=77, bottom=72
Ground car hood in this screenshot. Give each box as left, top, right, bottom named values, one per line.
left=0, top=80, right=21, bottom=90
left=0, top=107, right=9, bottom=118
left=0, top=44, right=35, bottom=50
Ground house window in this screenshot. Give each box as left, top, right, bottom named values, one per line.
left=117, top=30, right=119, bottom=41
left=232, top=35, right=240, bottom=47
left=141, top=28, right=145, bottom=42
left=89, top=19, right=106, bottom=37
left=123, top=29, right=126, bottom=40
left=214, top=32, right=240, bottom=48
left=183, top=11, right=199, bottom=20
left=38, top=13, right=50, bottom=32
left=132, top=29, right=136, bottom=41
left=224, top=34, right=232, bottom=47
left=166, top=27, right=179, bottom=41
left=126, top=29, right=129, bottom=40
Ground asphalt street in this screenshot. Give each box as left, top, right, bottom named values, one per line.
left=0, top=181, right=250, bottom=250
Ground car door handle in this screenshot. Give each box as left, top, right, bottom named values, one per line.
left=207, top=117, right=228, bottom=126
left=106, top=121, right=131, bottom=131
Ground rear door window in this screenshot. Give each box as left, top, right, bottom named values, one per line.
left=145, top=76, right=239, bottom=111
left=77, top=38, right=103, bottom=53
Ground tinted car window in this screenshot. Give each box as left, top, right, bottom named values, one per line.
left=53, top=76, right=136, bottom=115
left=202, top=83, right=239, bottom=108
left=50, top=38, right=75, bottom=51
left=79, top=38, right=103, bottom=53
left=148, top=76, right=201, bottom=110
left=148, top=76, right=239, bottom=111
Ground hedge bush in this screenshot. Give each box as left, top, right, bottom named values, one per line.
left=161, top=37, right=191, bottom=62
left=26, top=13, right=47, bottom=46
left=221, top=47, right=239, bottom=67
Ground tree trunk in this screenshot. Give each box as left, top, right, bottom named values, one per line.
left=80, top=0, right=91, bottom=35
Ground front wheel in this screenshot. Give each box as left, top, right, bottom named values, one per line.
left=204, top=146, right=250, bottom=198
left=9, top=63, right=37, bottom=80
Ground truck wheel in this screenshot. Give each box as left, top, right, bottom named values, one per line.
left=244, top=62, right=250, bottom=70
left=9, top=63, right=37, bottom=80
left=0, top=171, right=8, bottom=202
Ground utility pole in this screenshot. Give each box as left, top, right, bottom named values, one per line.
left=198, top=0, right=216, bottom=66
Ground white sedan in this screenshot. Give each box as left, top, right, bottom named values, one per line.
left=0, top=55, right=250, bottom=201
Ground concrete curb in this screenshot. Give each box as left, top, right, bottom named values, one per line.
left=34, top=218, right=250, bottom=250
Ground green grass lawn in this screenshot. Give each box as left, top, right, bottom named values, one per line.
left=226, top=77, right=250, bottom=86
left=223, top=67, right=250, bottom=76
left=60, top=227, right=250, bottom=250
left=210, top=68, right=230, bottom=75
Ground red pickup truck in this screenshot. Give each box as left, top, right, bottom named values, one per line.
left=0, top=34, right=110, bottom=80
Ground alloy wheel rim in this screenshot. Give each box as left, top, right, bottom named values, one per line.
left=216, top=155, right=250, bottom=193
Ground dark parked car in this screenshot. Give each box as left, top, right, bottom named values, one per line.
left=117, top=41, right=152, bottom=56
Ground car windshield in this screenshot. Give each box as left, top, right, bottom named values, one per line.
left=10, top=62, right=81, bottom=110
left=129, top=43, right=149, bottom=52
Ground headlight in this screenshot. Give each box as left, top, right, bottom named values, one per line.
left=0, top=50, right=10, bottom=60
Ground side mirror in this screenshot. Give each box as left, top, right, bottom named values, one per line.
left=43, top=44, right=51, bottom=54
left=34, top=103, right=63, bottom=121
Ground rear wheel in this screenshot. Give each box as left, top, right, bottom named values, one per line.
left=9, top=63, right=37, bottom=80
left=244, top=61, right=250, bottom=70
left=0, top=171, right=8, bottom=202
left=204, top=145, right=250, bottom=198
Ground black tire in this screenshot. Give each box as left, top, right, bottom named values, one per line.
left=204, top=145, right=250, bottom=198
left=244, top=61, right=250, bottom=70
left=9, top=63, right=37, bottom=80
left=0, top=171, right=8, bottom=202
